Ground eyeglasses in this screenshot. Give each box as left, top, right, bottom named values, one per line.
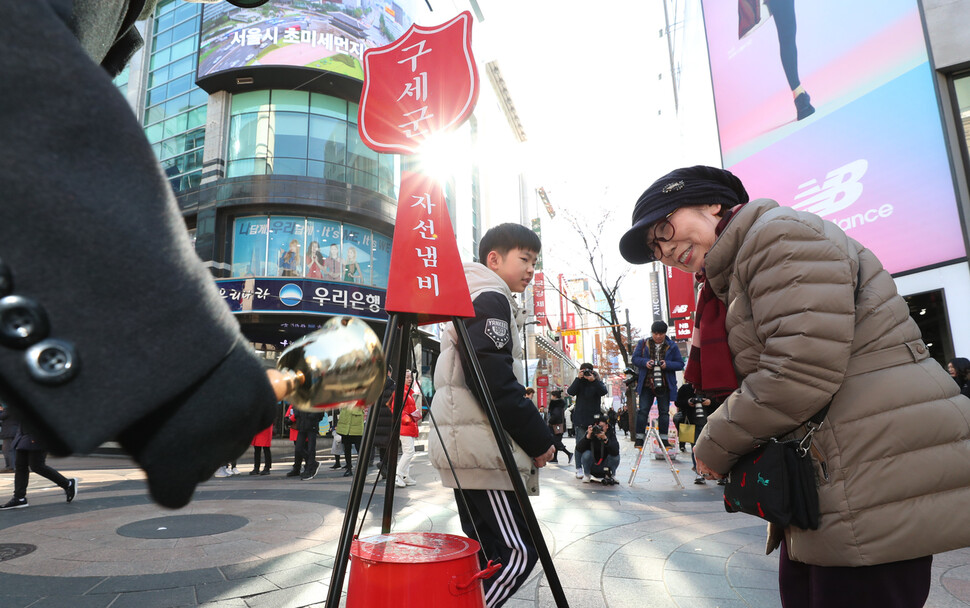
left=646, top=211, right=677, bottom=260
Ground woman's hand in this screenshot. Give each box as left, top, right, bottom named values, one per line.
left=695, top=457, right=724, bottom=480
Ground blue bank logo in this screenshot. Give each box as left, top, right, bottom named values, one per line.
left=279, top=283, right=303, bottom=307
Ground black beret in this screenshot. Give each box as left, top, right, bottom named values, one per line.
left=619, top=166, right=749, bottom=264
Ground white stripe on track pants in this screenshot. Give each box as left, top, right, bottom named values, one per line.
left=454, top=488, right=539, bottom=608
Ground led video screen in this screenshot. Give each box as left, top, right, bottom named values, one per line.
left=198, top=0, right=423, bottom=82
left=702, top=0, right=964, bottom=274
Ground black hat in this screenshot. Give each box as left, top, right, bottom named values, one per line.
left=619, top=166, right=749, bottom=264
left=651, top=321, right=668, bottom=334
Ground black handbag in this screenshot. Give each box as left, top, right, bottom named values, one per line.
left=722, top=405, right=827, bottom=530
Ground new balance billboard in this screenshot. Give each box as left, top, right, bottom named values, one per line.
left=702, top=0, right=964, bottom=274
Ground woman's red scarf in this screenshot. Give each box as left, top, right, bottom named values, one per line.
left=683, top=206, right=744, bottom=397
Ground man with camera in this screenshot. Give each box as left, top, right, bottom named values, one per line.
left=631, top=321, right=685, bottom=448
left=575, top=413, right=620, bottom=484
left=566, top=363, right=608, bottom=479
left=673, top=383, right=721, bottom=484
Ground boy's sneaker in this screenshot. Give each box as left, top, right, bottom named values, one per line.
left=404, top=476, right=416, bottom=486
left=213, top=466, right=231, bottom=478
left=395, top=476, right=407, bottom=488
left=0, top=497, right=28, bottom=509
left=285, top=468, right=302, bottom=478
left=582, top=475, right=591, bottom=483
left=575, top=470, right=584, bottom=479
left=65, top=478, right=78, bottom=503
left=694, top=474, right=706, bottom=485
left=230, top=467, right=240, bottom=476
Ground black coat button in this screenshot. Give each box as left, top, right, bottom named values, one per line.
left=25, top=339, right=79, bottom=385
left=0, top=295, right=50, bottom=348
left=0, top=259, right=11, bottom=297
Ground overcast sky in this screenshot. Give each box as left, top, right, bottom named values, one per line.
left=473, top=1, right=721, bottom=332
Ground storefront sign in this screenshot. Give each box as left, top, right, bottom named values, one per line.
left=649, top=271, right=663, bottom=322
left=536, top=375, right=549, bottom=388
left=358, top=11, right=479, bottom=154
left=533, top=271, right=546, bottom=323
left=674, top=317, right=694, bottom=341
left=216, top=277, right=388, bottom=321
left=666, top=266, right=695, bottom=319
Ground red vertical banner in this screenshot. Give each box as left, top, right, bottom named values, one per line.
left=384, top=171, right=474, bottom=323
left=537, top=386, right=548, bottom=411
left=665, top=266, right=696, bottom=319
left=567, top=313, right=576, bottom=344
left=533, top=272, right=546, bottom=324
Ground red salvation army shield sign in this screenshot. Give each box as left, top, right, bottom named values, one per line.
left=358, top=11, right=479, bottom=155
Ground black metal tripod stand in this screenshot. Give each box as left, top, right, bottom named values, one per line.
left=324, top=312, right=569, bottom=607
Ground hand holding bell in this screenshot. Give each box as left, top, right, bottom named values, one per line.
left=266, top=316, right=386, bottom=412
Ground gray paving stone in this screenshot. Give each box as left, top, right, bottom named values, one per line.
left=89, top=569, right=224, bottom=593
left=219, top=553, right=319, bottom=580
left=243, top=581, right=328, bottom=608
left=260, top=563, right=332, bottom=590
left=726, top=550, right=778, bottom=572
left=601, top=578, right=677, bottom=608
left=666, top=551, right=728, bottom=575
left=28, top=596, right=117, bottom=608
left=555, top=540, right=621, bottom=563
left=671, top=596, right=751, bottom=608
left=664, top=571, right=738, bottom=599
left=0, top=597, right=36, bottom=608
left=726, top=565, right=779, bottom=590
left=735, top=586, right=783, bottom=608
left=676, top=539, right=741, bottom=558
left=603, top=553, right=666, bottom=580
left=200, top=601, right=248, bottom=608
left=110, top=587, right=197, bottom=608
left=196, top=577, right=278, bottom=604
left=0, top=573, right=106, bottom=596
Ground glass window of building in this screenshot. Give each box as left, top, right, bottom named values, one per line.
left=227, top=90, right=398, bottom=197
left=956, top=73, right=970, bottom=170
left=144, top=0, right=206, bottom=192
left=231, top=215, right=391, bottom=289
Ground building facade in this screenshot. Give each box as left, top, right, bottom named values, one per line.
left=117, top=1, right=545, bottom=418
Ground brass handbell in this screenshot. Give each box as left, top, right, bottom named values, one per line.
left=267, top=316, right=386, bottom=412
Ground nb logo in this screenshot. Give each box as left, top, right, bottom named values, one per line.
left=671, top=304, right=689, bottom=314
left=792, top=159, right=868, bottom=217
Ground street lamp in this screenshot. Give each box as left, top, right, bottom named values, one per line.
left=522, top=319, right=541, bottom=387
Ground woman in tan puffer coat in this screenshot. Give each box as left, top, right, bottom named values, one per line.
left=620, top=165, right=970, bottom=608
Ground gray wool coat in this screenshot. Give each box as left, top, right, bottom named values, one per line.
left=0, top=1, right=275, bottom=508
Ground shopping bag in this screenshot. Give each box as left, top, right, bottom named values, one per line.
left=678, top=423, right=696, bottom=444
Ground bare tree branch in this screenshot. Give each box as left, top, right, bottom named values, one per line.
left=554, top=208, right=635, bottom=369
